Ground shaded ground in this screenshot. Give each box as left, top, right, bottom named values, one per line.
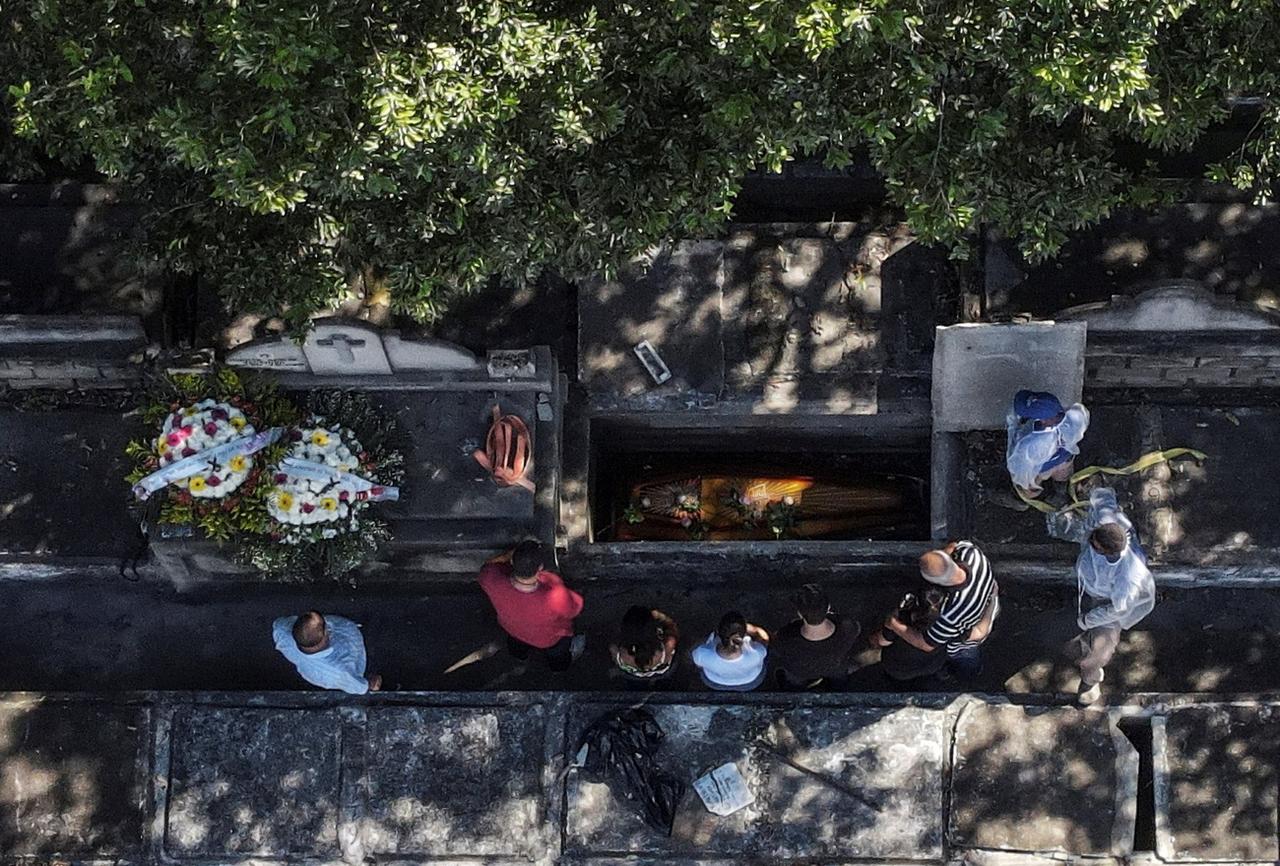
left=0, top=184, right=156, bottom=317
left=0, top=403, right=145, bottom=558
left=0, top=570, right=1278, bottom=696
left=427, top=272, right=579, bottom=377
left=967, top=399, right=1280, bottom=564
left=995, top=202, right=1280, bottom=316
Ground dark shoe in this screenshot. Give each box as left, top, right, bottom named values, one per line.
left=988, top=487, right=1030, bottom=511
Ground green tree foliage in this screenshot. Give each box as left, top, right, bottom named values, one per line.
left=3, top=1, right=1277, bottom=323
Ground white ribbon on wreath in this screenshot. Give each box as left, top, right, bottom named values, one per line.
left=132, top=428, right=283, bottom=500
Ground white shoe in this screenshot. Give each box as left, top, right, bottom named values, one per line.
left=1078, top=671, right=1104, bottom=706
left=1077, top=683, right=1102, bottom=705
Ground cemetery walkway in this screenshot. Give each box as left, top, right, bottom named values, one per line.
left=0, top=568, right=1277, bottom=696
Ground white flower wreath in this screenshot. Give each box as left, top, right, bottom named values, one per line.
left=266, top=420, right=377, bottom=542
left=156, top=399, right=256, bottom=498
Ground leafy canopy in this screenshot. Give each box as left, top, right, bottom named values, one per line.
left=4, top=0, right=1277, bottom=324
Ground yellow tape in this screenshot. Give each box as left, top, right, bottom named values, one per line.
left=1010, top=447, right=1207, bottom=517
left=1066, top=447, right=1207, bottom=503
left=1015, top=486, right=1058, bottom=514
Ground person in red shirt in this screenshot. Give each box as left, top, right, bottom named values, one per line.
left=478, top=539, right=585, bottom=671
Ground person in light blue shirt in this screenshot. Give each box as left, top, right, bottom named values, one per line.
left=273, top=611, right=381, bottom=695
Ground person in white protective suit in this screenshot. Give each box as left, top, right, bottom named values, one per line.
left=1071, top=488, right=1156, bottom=706
left=1005, top=389, right=1090, bottom=500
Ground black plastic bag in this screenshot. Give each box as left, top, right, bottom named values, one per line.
left=576, top=708, right=685, bottom=835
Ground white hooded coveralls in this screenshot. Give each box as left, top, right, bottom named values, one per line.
left=1075, top=488, right=1155, bottom=631
left=1006, top=403, right=1090, bottom=491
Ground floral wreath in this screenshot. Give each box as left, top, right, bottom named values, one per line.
left=155, top=399, right=257, bottom=498
left=126, top=368, right=296, bottom=541
left=128, top=371, right=404, bottom=579
left=241, top=391, right=405, bottom=578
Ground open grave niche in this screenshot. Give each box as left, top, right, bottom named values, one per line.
left=589, top=418, right=930, bottom=543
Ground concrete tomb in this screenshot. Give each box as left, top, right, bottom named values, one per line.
left=1059, top=280, right=1280, bottom=332
left=949, top=703, right=1137, bottom=858
left=165, top=707, right=343, bottom=857
left=227, top=319, right=480, bottom=376
left=1155, top=704, right=1279, bottom=862
left=933, top=320, right=1087, bottom=431
left=565, top=702, right=945, bottom=861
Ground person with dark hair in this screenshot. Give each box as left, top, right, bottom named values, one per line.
left=1072, top=488, right=1155, bottom=705
left=770, top=583, right=862, bottom=690
left=272, top=611, right=381, bottom=694
left=478, top=539, right=585, bottom=671
left=610, top=605, right=680, bottom=682
left=690, top=611, right=769, bottom=691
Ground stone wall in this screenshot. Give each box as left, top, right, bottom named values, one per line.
left=1087, top=332, right=1280, bottom=389
left=0, top=314, right=146, bottom=391
left=0, top=356, right=143, bottom=390
left=3, top=690, right=1273, bottom=865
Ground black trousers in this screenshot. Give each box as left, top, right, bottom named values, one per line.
left=507, top=634, right=574, bottom=671
left=880, top=638, right=949, bottom=682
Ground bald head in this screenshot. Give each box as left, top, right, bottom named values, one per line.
left=920, top=550, right=964, bottom=586
left=293, top=611, right=328, bottom=652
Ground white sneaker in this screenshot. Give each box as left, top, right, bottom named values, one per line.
left=1078, top=671, right=1104, bottom=706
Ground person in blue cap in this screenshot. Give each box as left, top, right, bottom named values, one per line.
left=1005, top=389, right=1090, bottom=499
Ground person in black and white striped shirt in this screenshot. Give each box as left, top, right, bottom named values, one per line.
left=875, top=541, right=999, bottom=681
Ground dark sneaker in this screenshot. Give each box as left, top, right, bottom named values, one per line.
left=988, top=487, right=1030, bottom=511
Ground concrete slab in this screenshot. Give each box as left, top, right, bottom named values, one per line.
left=165, top=707, right=342, bottom=858
left=721, top=230, right=885, bottom=396
left=950, top=703, right=1137, bottom=857
left=566, top=704, right=757, bottom=856
left=565, top=703, right=945, bottom=861
left=1060, top=281, right=1280, bottom=331
left=0, top=700, right=147, bottom=857
left=933, top=321, right=1087, bottom=431
left=756, top=706, right=945, bottom=860
left=1156, top=704, right=1280, bottom=861
left=361, top=705, right=546, bottom=858
left=0, top=407, right=145, bottom=557
left=304, top=320, right=393, bottom=375
left=1142, top=405, right=1280, bottom=562
left=367, top=390, right=536, bottom=521
left=579, top=241, right=725, bottom=401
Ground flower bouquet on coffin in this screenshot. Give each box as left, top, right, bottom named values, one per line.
left=126, top=368, right=297, bottom=541
left=246, top=392, right=405, bottom=579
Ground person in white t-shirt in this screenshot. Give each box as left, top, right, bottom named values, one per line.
left=691, top=611, right=770, bottom=691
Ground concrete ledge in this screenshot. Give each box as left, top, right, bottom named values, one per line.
left=9, top=543, right=1280, bottom=588
left=0, top=313, right=145, bottom=347
left=2, top=690, right=1277, bottom=865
